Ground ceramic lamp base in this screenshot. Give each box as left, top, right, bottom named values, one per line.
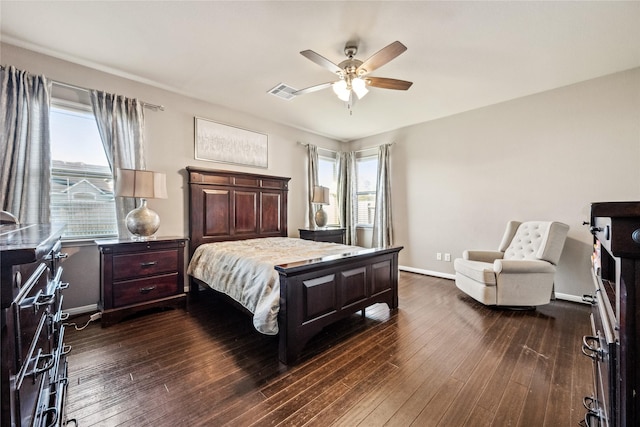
left=314, top=205, right=328, bottom=228
left=125, top=199, right=160, bottom=239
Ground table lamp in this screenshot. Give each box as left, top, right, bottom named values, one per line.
left=312, top=185, right=330, bottom=228
left=115, top=168, right=168, bottom=239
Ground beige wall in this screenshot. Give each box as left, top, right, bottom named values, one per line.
left=349, top=68, right=640, bottom=300
left=2, top=43, right=341, bottom=312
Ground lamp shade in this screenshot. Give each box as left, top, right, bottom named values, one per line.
left=312, top=186, right=330, bottom=205
left=115, top=168, right=168, bottom=199
left=351, top=77, right=369, bottom=99
left=332, top=80, right=350, bottom=102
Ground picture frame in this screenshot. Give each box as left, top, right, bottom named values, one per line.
left=194, top=117, right=268, bottom=168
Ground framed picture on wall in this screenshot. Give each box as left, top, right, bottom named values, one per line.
left=194, top=117, right=268, bottom=168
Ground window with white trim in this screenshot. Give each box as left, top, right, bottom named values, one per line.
left=50, top=99, right=118, bottom=239
left=356, top=155, right=378, bottom=226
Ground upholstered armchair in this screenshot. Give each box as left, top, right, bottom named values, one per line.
left=454, top=221, right=569, bottom=307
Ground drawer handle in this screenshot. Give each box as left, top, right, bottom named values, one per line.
left=23, top=351, right=55, bottom=382
left=584, top=410, right=602, bottom=426
left=140, top=286, right=157, bottom=294
left=582, top=335, right=601, bottom=360
left=140, top=261, right=157, bottom=268
left=62, top=344, right=72, bottom=355
left=35, top=292, right=56, bottom=310
left=583, top=396, right=597, bottom=412
left=41, top=406, right=58, bottom=427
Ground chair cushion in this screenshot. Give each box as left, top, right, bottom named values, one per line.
left=453, top=258, right=496, bottom=286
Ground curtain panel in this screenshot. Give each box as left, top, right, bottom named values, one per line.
left=306, top=144, right=319, bottom=228
left=337, top=151, right=357, bottom=245
left=0, top=65, right=52, bottom=224
left=90, top=90, right=145, bottom=238
left=372, top=143, right=393, bottom=248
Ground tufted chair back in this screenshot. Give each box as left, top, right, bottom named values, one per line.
left=499, top=221, right=568, bottom=265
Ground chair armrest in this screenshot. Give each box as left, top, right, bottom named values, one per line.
left=493, top=259, right=556, bottom=274
left=464, top=250, right=504, bottom=263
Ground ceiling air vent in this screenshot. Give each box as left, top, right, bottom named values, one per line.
left=268, top=83, right=297, bottom=101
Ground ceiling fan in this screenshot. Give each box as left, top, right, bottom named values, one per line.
left=294, top=41, right=413, bottom=106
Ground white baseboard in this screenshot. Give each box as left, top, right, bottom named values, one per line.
left=64, top=304, right=99, bottom=316
left=554, top=293, right=588, bottom=304
left=399, top=265, right=456, bottom=280
left=400, top=266, right=587, bottom=304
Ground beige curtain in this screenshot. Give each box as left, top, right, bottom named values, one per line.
left=337, top=151, right=357, bottom=245
left=0, top=65, right=52, bottom=224
left=306, top=144, right=319, bottom=228
left=372, top=144, right=393, bottom=248
left=90, top=90, right=145, bottom=238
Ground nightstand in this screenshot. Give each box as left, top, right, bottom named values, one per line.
left=299, top=227, right=346, bottom=244
left=96, top=236, right=187, bottom=327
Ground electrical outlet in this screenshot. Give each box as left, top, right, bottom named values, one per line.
left=444, top=253, right=451, bottom=262
left=436, top=252, right=442, bottom=261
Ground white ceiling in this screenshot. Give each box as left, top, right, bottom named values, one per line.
left=1, top=1, right=639, bottom=142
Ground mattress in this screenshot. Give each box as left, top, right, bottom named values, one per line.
left=187, top=237, right=362, bottom=334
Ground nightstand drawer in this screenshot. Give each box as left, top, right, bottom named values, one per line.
left=112, top=273, right=179, bottom=307
left=112, top=249, right=178, bottom=280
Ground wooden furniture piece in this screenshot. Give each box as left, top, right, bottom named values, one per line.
left=583, top=202, right=640, bottom=426
left=299, top=227, right=346, bottom=244
left=96, top=237, right=187, bottom=327
left=1, top=224, right=70, bottom=426
left=187, top=166, right=402, bottom=364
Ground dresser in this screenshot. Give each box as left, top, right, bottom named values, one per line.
left=583, top=202, right=640, bottom=426
left=96, top=237, right=187, bottom=327
left=1, top=224, right=70, bottom=427
left=299, top=227, right=346, bottom=244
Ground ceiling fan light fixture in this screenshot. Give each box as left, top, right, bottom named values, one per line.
left=332, top=80, right=351, bottom=102
left=351, top=77, right=369, bottom=99
left=300, top=41, right=411, bottom=109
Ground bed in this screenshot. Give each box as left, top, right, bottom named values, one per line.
left=187, top=166, right=402, bottom=364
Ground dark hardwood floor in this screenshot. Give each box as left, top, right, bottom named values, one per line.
left=64, top=272, right=593, bottom=426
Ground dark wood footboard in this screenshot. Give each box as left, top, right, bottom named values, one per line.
left=275, top=246, right=402, bottom=364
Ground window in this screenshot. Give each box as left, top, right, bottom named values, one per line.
left=50, top=100, right=118, bottom=239
left=317, top=152, right=339, bottom=226
left=356, top=155, right=378, bottom=226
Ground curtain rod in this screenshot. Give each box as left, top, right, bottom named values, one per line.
left=297, top=141, right=393, bottom=154
left=52, top=80, right=165, bottom=111
left=0, top=66, right=165, bottom=111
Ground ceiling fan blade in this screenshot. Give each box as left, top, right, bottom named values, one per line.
left=300, top=50, right=343, bottom=74
left=293, top=82, right=334, bottom=96
left=366, top=77, right=413, bottom=90
left=357, top=41, right=407, bottom=75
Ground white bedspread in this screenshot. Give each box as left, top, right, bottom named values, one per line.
left=187, top=237, right=362, bottom=335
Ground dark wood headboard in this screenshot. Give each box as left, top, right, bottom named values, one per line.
left=187, top=166, right=290, bottom=255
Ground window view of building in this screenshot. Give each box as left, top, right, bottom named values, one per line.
left=356, top=155, right=378, bottom=226
left=50, top=102, right=118, bottom=239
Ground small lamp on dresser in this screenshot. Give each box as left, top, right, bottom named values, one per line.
left=115, top=168, right=168, bottom=240
left=312, top=185, right=330, bottom=228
